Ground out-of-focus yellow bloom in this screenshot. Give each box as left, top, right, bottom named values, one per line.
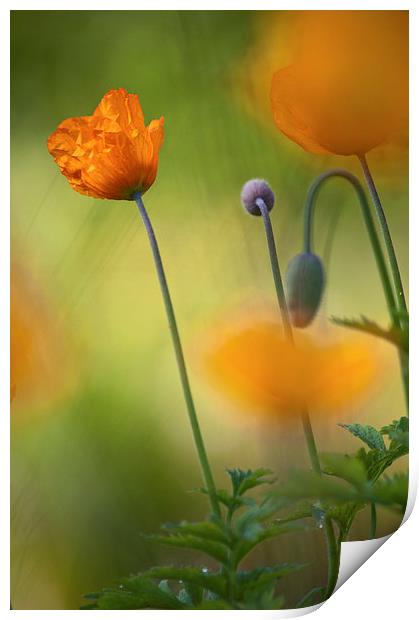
left=270, top=11, right=408, bottom=156
left=206, top=320, right=378, bottom=422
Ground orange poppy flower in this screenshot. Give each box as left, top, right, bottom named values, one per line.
left=206, top=320, right=379, bottom=422
left=47, top=88, right=164, bottom=200
left=270, top=11, right=408, bottom=156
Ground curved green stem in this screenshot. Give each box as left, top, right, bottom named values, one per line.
left=304, top=169, right=397, bottom=321
left=358, top=155, right=408, bottom=322
left=134, top=193, right=221, bottom=520
left=304, top=169, right=408, bottom=409
left=256, top=198, right=339, bottom=598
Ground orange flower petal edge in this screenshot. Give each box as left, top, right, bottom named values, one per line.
left=47, top=88, right=164, bottom=200
left=270, top=11, right=408, bottom=156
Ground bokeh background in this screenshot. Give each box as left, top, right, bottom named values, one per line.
left=11, top=10, right=408, bottom=610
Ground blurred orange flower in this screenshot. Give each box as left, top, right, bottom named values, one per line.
left=11, top=261, right=75, bottom=407
left=206, top=320, right=378, bottom=422
left=270, top=11, right=408, bottom=156
left=48, top=88, right=164, bottom=200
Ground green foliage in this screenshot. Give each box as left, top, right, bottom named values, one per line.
left=330, top=315, right=408, bottom=352
left=83, top=419, right=408, bottom=609
left=321, top=452, right=368, bottom=486
left=340, top=423, right=386, bottom=451
left=381, top=417, right=409, bottom=451
left=273, top=416, right=408, bottom=543
left=297, top=586, right=326, bottom=608
left=83, top=468, right=306, bottom=610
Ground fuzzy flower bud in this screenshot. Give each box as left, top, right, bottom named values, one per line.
left=241, top=179, right=275, bottom=216
left=286, top=252, right=325, bottom=328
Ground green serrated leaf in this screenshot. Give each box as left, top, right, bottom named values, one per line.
left=381, top=417, right=409, bottom=451
left=148, top=533, right=229, bottom=564
left=144, top=566, right=227, bottom=598
left=321, top=452, right=368, bottom=486
left=324, top=501, right=365, bottom=540
left=197, top=487, right=257, bottom=511
left=227, top=468, right=275, bottom=497
left=233, top=523, right=304, bottom=566
left=235, top=496, right=282, bottom=535
left=380, top=416, right=409, bottom=436
left=331, top=315, right=407, bottom=351
left=274, top=502, right=313, bottom=525
left=236, top=563, right=304, bottom=595
left=276, top=471, right=359, bottom=503
left=357, top=445, right=407, bottom=482
left=340, top=423, right=386, bottom=451
left=371, top=473, right=408, bottom=510
left=85, top=576, right=186, bottom=610
left=162, top=520, right=230, bottom=546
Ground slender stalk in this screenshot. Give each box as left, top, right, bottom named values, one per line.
left=256, top=198, right=293, bottom=341
left=304, top=170, right=397, bottom=321
left=256, top=198, right=339, bottom=598
left=358, top=155, right=408, bottom=322
left=369, top=503, right=377, bottom=539
left=358, top=155, right=409, bottom=409
left=300, top=410, right=321, bottom=474
left=304, top=169, right=408, bottom=409
left=133, top=193, right=221, bottom=520
left=324, top=519, right=340, bottom=598
left=301, top=409, right=339, bottom=598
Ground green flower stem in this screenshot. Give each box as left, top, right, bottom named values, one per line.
left=256, top=198, right=293, bottom=342
left=301, top=409, right=339, bottom=599
left=256, top=198, right=339, bottom=598
left=369, top=502, right=377, bottom=539
left=358, top=155, right=408, bottom=323
left=358, top=155, right=409, bottom=410
left=304, top=170, right=397, bottom=320
left=134, top=193, right=221, bottom=520
left=300, top=409, right=321, bottom=473
left=324, top=519, right=340, bottom=598
left=303, top=169, right=408, bottom=410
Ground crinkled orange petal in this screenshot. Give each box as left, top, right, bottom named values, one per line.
left=47, top=88, right=164, bottom=200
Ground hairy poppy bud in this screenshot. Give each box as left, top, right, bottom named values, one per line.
left=286, top=252, right=325, bottom=328
left=241, top=179, right=275, bottom=216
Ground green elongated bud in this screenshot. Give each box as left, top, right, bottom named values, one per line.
left=286, top=252, right=325, bottom=328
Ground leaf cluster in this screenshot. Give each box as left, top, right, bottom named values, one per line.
left=83, top=468, right=306, bottom=610
left=273, top=417, right=408, bottom=542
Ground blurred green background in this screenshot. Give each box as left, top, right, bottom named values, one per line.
left=11, top=10, right=408, bottom=610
